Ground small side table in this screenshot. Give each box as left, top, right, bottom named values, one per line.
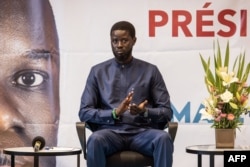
left=186, top=144, right=249, bottom=167
left=3, top=147, right=82, bottom=167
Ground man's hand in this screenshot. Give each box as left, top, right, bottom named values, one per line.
left=129, top=100, right=148, bottom=115
left=115, top=91, right=133, bottom=116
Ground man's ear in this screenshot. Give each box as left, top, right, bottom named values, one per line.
left=133, top=37, right=137, bottom=45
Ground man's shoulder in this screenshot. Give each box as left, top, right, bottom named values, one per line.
left=134, top=58, right=157, bottom=68
left=92, top=58, right=113, bottom=69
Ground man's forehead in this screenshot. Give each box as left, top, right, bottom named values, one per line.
left=0, top=0, right=59, bottom=57
left=0, top=0, right=57, bottom=36
left=111, top=30, right=130, bottom=37
left=0, top=32, right=54, bottom=55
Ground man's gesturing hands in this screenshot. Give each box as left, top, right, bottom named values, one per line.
left=115, top=91, right=148, bottom=116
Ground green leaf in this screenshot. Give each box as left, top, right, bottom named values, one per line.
left=229, top=102, right=238, bottom=110
left=224, top=41, right=230, bottom=68
left=200, top=54, right=215, bottom=85
left=241, top=61, right=250, bottom=83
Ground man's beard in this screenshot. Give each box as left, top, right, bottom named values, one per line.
left=113, top=49, right=132, bottom=63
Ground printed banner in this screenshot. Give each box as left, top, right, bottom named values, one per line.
left=0, top=0, right=249, bottom=167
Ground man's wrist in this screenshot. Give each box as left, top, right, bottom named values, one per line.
left=139, top=108, right=148, bottom=117
left=112, top=108, right=120, bottom=119
left=143, top=108, right=148, bottom=117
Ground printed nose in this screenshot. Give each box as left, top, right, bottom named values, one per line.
left=0, top=91, right=25, bottom=132
left=117, top=41, right=123, bottom=47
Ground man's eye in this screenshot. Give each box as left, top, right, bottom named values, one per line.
left=112, top=39, right=118, bottom=44
left=13, top=70, right=48, bottom=88
left=122, top=39, right=128, bottom=43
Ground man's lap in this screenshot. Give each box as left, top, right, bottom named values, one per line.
left=87, top=128, right=171, bottom=156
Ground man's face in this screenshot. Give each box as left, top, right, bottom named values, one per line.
left=111, top=30, right=136, bottom=64
left=0, top=1, right=60, bottom=167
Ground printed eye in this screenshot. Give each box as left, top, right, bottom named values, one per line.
left=12, top=70, right=48, bottom=89
left=121, top=39, right=128, bottom=43
left=112, top=39, right=118, bottom=44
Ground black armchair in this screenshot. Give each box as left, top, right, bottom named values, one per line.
left=76, top=121, right=178, bottom=167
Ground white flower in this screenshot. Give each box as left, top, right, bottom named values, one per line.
left=219, top=71, right=239, bottom=86
left=220, top=89, right=233, bottom=103
left=200, top=108, right=214, bottom=120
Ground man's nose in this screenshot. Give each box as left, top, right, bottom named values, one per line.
left=0, top=92, right=25, bottom=132
left=117, top=41, right=123, bottom=47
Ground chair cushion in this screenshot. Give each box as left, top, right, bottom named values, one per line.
left=106, top=151, right=153, bottom=167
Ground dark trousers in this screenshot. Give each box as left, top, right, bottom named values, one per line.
left=87, top=128, right=173, bottom=167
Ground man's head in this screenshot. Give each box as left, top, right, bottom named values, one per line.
left=110, top=21, right=137, bottom=64
left=110, top=21, right=136, bottom=38
left=0, top=0, right=60, bottom=166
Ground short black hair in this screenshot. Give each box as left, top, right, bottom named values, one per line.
left=110, top=21, right=136, bottom=38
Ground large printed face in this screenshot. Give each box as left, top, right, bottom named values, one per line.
left=0, top=0, right=60, bottom=167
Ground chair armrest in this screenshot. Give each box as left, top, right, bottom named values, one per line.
left=167, top=122, right=178, bottom=142
left=76, top=122, right=87, bottom=159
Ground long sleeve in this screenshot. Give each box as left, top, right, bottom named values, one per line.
left=146, top=66, right=173, bottom=123
left=78, top=67, right=115, bottom=125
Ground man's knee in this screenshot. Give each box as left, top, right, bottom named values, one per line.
left=87, top=132, right=105, bottom=146
left=157, top=131, right=171, bottom=142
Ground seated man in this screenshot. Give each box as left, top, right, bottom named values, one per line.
left=79, top=21, right=173, bottom=167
